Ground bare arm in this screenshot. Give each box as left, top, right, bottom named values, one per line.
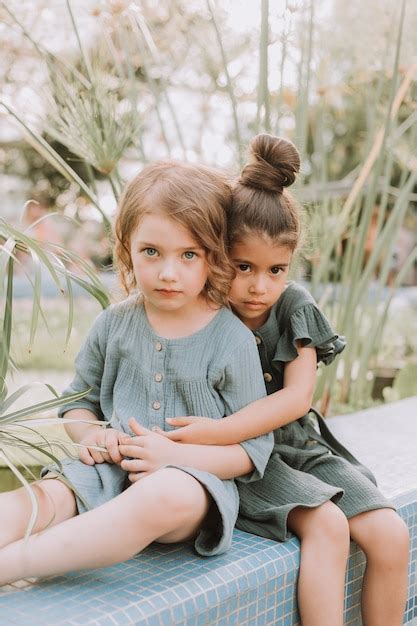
left=119, top=419, right=254, bottom=481
left=164, top=343, right=317, bottom=445
left=63, top=408, right=102, bottom=442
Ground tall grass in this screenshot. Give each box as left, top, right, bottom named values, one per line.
left=0, top=218, right=109, bottom=529
left=1, top=0, right=415, bottom=417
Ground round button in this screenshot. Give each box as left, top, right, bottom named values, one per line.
left=263, top=372, right=272, bottom=382
left=155, top=341, right=163, bottom=351
left=152, top=400, right=161, bottom=410
left=154, top=373, right=163, bottom=383
left=255, top=335, right=262, bottom=345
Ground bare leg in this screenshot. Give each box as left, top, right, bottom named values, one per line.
left=0, top=479, right=77, bottom=549
left=349, top=509, right=409, bottom=626
left=288, top=502, right=350, bottom=626
left=0, top=468, right=210, bottom=585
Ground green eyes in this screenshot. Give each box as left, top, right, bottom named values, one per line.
left=142, top=248, right=196, bottom=259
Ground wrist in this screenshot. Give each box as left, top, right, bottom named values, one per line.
left=77, top=422, right=102, bottom=443
left=169, top=440, right=182, bottom=465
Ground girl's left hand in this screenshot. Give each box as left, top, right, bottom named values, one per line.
left=119, top=418, right=179, bottom=482
left=162, top=415, right=223, bottom=444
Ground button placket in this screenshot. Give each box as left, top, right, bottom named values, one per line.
left=150, top=340, right=165, bottom=428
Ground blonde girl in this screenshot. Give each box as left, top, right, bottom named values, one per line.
left=0, top=160, right=273, bottom=585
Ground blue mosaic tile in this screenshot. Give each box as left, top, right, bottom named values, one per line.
left=0, top=491, right=416, bottom=625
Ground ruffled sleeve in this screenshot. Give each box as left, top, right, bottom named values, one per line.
left=273, top=303, right=346, bottom=367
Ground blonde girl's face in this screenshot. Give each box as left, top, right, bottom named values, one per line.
left=129, top=213, right=209, bottom=316
left=229, top=232, right=292, bottom=330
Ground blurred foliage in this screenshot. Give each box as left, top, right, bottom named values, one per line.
left=0, top=0, right=416, bottom=418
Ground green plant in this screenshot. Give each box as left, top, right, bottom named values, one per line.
left=0, top=217, right=110, bottom=535
left=1, top=0, right=415, bottom=415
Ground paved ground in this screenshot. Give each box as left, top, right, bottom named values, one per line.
left=327, top=396, right=417, bottom=498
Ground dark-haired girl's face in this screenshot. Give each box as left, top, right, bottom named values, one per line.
left=229, top=232, right=292, bottom=330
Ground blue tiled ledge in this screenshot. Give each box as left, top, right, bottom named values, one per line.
left=1, top=398, right=417, bottom=625
left=1, top=487, right=417, bottom=626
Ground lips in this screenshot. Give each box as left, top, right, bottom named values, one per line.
left=157, top=289, right=181, bottom=295
left=244, top=301, right=266, bottom=306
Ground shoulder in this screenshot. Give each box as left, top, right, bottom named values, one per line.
left=88, top=295, right=144, bottom=340
left=207, top=307, right=259, bottom=366
left=280, top=281, right=316, bottom=309
left=271, top=281, right=315, bottom=326
left=212, top=306, right=255, bottom=344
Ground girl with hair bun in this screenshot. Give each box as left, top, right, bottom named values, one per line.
left=164, top=135, right=409, bottom=625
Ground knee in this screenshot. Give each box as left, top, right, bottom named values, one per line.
left=296, top=503, right=350, bottom=558
left=357, top=510, right=409, bottom=569
left=129, top=468, right=207, bottom=523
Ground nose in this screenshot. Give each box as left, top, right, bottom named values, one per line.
left=158, top=259, right=179, bottom=282
left=249, top=274, right=267, bottom=295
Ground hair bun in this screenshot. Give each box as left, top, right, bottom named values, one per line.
left=240, top=134, right=300, bottom=193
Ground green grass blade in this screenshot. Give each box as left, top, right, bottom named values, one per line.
left=0, top=388, right=92, bottom=424
left=0, top=256, right=14, bottom=402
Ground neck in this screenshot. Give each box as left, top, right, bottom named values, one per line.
left=144, top=297, right=219, bottom=339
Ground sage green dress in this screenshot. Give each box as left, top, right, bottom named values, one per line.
left=47, top=297, right=274, bottom=556
left=236, top=282, right=394, bottom=541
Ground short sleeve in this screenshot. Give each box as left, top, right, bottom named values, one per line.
left=217, top=337, right=274, bottom=483
left=57, top=309, right=109, bottom=420
left=273, top=303, right=346, bottom=367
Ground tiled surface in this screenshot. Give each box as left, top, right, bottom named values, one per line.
left=1, top=397, right=417, bottom=625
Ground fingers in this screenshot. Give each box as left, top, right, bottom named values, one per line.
left=165, top=416, right=197, bottom=427
left=94, top=430, right=112, bottom=463
left=128, top=418, right=152, bottom=436
left=159, top=429, right=184, bottom=441
left=128, top=471, right=149, bottom=483
left=105, top=430, right=123, bottom=464
left=120, top=458, right=147, bottom=473
left=119, top=444, right=146, bottom=459
left=78, top=447, right=96, bottom=465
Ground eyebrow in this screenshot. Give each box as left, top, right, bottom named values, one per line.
left=137, top=241, right=204, bottom=252
left=233, top=257, right=289, bottom=267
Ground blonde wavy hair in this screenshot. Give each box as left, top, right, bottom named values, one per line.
left=114, top=161, right=235, bottom=307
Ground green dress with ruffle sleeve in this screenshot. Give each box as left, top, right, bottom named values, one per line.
left=236, top=282, right=394, bottom=542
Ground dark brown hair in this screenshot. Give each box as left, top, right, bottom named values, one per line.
left=229, top=134, right=302, bottom=250
left=114, top=161, right=234, bottom=307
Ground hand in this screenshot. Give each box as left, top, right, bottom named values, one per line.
left=162, top=415, right=223, bottom=444
left=78, top=425, right=124, bottom=466
left=118, top=418, right=179, bottom=482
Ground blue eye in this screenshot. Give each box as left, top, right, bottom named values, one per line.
left=183, top=251, right=196, bottom=260
left=143, top=248, right=158, bottom=257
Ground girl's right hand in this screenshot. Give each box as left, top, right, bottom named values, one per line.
left=78, top=426, right=124, bottom=466
left=162, top=416, right=224, bottom=444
